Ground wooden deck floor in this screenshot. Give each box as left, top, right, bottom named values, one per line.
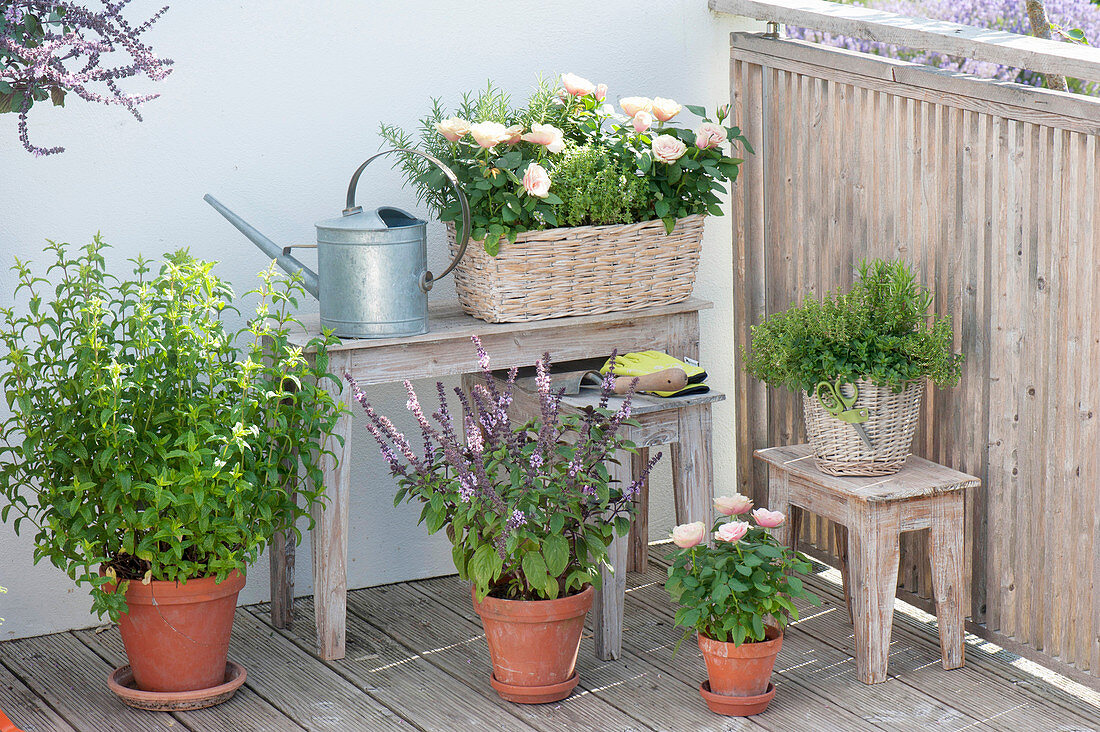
left=2, top=545, right=1099, bottom=731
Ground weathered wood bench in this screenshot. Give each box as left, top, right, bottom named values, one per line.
left=755, top=444, right=979, bottom=684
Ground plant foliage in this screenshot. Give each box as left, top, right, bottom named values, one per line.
left=0, top=237, right=344, bottom=620
left=743, top=259, right=964, bottom=392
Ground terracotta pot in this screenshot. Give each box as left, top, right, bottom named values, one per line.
left=698, top=626, right=782, bottom=699
left=472, top=585, right=593, bottom=704
left=113, top=571, right=245, bottom=692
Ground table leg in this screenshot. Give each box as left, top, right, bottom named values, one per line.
left=311, top=352, right=353, bottom=660
left=834, top=523, right=853, bottom=623
left=670, top=405, right=713, bottom=528
left=766, top=469, right=792, bottom=549
left=929, top=492, right=966, bottom=670
left=848, top=504, right=901, bottom=684
left=594, top=455, right=632, bottom=661
left=270, top=374, right=299, bottom=629
left=627, top=447, right=650, bottom=573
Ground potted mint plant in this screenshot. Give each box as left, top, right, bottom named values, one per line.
left=350, top=339, right=658, bottom=704
left=666, top=495, right=818, bottom=717
left=0, top=237, right=344, bottom=704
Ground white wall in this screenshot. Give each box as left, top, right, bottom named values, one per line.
left=0, top=0, right=757, bottom=639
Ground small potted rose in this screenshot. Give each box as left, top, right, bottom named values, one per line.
left=350, top=339, right=657, bottom=704
left=666, top=495, right=818, bottom=717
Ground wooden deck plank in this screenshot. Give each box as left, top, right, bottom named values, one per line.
left=0, top=659, right=77, bottom=732
left=247, top=597, right=542, bottom=732
left=73, top=624, right=305, bottom=732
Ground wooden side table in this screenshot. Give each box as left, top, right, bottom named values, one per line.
left=270, top=298, right=711, bottom=660
left=489, top=377, right=723, bottom=661
left=754, top=444, right=979, bottom=684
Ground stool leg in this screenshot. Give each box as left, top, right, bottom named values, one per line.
left=670, top=405, right=713, bottom=528
left=848, top=505, right=900, bottom=684
left=594, top=455, right=632, bottom=661
left=627, top=447, right=650, bottom=573
left=929, top=493, right=966, bottom=670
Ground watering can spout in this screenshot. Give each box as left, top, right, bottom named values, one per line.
left=203, top=194, right=320, bottom=299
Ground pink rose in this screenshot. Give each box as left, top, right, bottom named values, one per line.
left=715, top=520, right=750, bottom=543
left=651, top=134, right=687, bottom=163
left=670, top=521, right=706, bottom=549
left=469, top=121, right=510, bottom=149
left=651, top=97, right=682, bottom=122
left=632, top=110, right=653, bottom=134
left=435, top=117, right=470, bottom=142
left=595, top=83, right=608, bottom=101
left=561, top=72, right=596, bottom=97
left=620, top=96, right=653, bottom=117
left=695, top=122, right=728, bottom=150
left=752, top=508, right=786, bottom=528
left=521, top=123, right=565, bottom=154
left=522, top=163, right=551, bottom=198
left=714, top=493, right=753, bottom=516
left=503, top=124, right=524, bottom=146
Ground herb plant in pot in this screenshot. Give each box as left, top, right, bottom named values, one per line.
left=0, top=239, right=343, bottom=702
left=350, top=338, right=656, bottom=704
left=743, top=260, right=964, bottom=476
left=666, top=496, right=817, bottom=716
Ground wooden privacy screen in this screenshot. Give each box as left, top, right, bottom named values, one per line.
left=729, top=32, right=1100, bottom=677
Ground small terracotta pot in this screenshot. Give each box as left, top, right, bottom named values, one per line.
left=472, top=585, right=593, bottom=704
left=698, top=626, right=782, bottom=699
left=112, top=571, right=246, bottom=693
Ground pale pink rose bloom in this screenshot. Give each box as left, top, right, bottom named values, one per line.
left=651, top=134, right=687, bottom=163
left=620, top=96, right=653, bottom=117
left=435, top=117, right=470, bottom=142
left=715, top=520, right=751, bottom=543
left=503, top=124, right=524, bottom=146
left=714, top=493, right=754, bottom=516
left=561, top=72, right=596, bottom=97
left=632, top=110, right=653, bottom=134
left=651, top=97, right=682, bottom=122
left=670, top=521, right=706, bottom=549
left=695, top=122, right=728, bottom=150
left=522, top=163, right=551, bottom=198
left=595, top=83, right=608, bottom=101
left=752, top=508, right=786, bottom=528
left=521, top=123, right=566, bottom=154
left=469, top=121, right=510, bottom=148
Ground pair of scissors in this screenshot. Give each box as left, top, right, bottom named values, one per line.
left=815, top=379, right=873, bottom=449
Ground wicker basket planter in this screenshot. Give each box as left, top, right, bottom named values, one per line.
left=446, top=215, right=705, bottom=323
left=802, top=379, right=923, bottom=476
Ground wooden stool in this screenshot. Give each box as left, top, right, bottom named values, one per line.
left=475, top=373, right=723, bottom=661
left=755, top=444, right=979, bottom=684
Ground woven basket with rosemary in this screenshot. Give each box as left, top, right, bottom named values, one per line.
left=446, top=215, right=704, bottom=323
left=802, top=379, right=923, bottom=476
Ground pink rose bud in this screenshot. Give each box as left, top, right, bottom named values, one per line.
left=651, top=97, right=682, bottom=122
left=561, top=72, right=596, bottom=97
left=714, top=493, right=753, bottom=516
left=695, top=122, right=728, bottom=150
left=717, top=103, right=730, bottom=122
left=752, top=508, right=786, bottom=528
left=522, top=163, right=551, bottom=198
left=434, top=117, right=470, bottom=142
left=595, top=83, right=608, bottom=101
left=715, top=520, right=750, bottom=543
left=620, top=96, right=653, bottom=117
left=651, top=134, right=687, bottom=163
left=632, top=110, right=653, bottom=133
left=670, top=521, right=706, bottom=549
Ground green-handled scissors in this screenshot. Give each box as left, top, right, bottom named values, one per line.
left=815, top=379, right=874, bottom=449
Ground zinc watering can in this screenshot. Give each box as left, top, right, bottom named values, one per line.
left=204, top=148, right=470, bottom=338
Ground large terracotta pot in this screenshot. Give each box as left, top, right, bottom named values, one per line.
left=114, top=571, right=245, bottom=692
left=697, top=627, right=782, bottom=716
left=472, top=585, right=593, bottom=704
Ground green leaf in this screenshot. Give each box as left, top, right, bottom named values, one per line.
left=522, top=551, right=549, bottom=591
left=543, top=534, right=569, bottom=577
left=685, top=104, right=707, bottom=117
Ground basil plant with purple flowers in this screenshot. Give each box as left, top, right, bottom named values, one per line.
left=348, top=338, right=659, bottom=602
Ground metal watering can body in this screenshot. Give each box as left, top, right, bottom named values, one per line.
left=204, top=149, right=470, bottom=339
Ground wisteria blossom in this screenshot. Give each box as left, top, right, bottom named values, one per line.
left=1, top=1, right=173, bottom=155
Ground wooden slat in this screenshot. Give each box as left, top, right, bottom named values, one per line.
left=0, top=660, right=77, bottom=732
left=713, top=0, right=1100, bottom=83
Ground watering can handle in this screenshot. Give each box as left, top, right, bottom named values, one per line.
left=343, top=148, right=470, bottom=293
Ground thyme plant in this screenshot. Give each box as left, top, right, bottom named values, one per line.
left=0, top=237, right=344, bottom=620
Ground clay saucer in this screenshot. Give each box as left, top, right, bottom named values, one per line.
left=108, top=661, right=246, bottom=711
left=490, top=672, right=579, bottom=704
left=699, top=680, right=776, bottom=716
